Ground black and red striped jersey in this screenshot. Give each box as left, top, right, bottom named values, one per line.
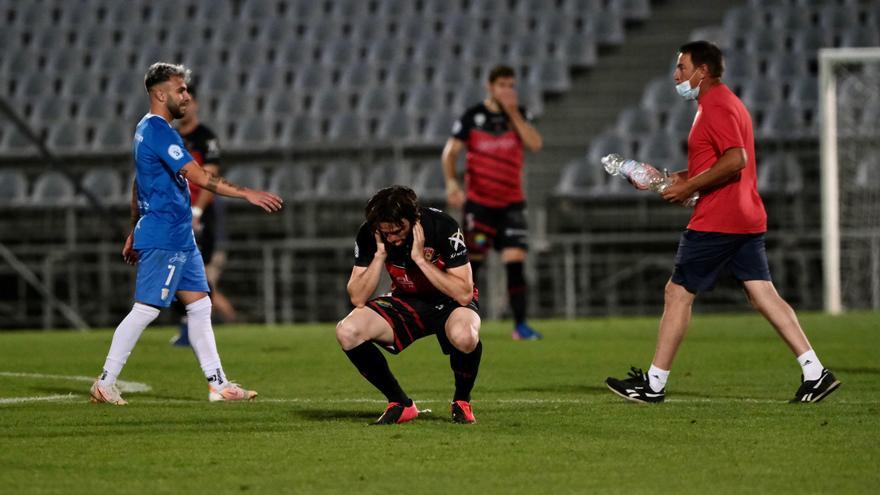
left=452, top=103, right=532, bottom=208
left=353, top=207, right=475, bottom=301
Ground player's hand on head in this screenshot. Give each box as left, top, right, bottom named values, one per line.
left=245, top=190, right=284, bottom=212
left=410, top=221, right=425, bottom=262
left=373, top=231, right=387, bottom=258
left=122, top=233, right=138, bottom=265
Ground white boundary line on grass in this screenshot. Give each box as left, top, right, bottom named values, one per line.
left=0, top=394, right=78, bottom=404
left=0, top=371, right=152, bottom=393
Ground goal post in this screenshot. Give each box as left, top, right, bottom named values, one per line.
left=820, top=47, right=880, bottom=314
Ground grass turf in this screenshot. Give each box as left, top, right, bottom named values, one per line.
left=1, top=312, right=878, bottom=494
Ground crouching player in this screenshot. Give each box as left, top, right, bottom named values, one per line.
left=336, top=186, right=482, bottom=424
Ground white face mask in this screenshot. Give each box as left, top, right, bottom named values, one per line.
left=675, top=70, right=703, bottom=101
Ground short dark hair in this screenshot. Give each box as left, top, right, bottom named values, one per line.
left=488, top=64, right=516, bottom=83
left=679, top=41, right=724, bottom=78
left=365, top=186, right=420, bottom=228
left=144, top=62, right=190, bottom=92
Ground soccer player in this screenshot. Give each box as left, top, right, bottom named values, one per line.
left=336, top=186, right=482, bottom=424
left=605, top=41, right=840, bottom=404
left=89, top=63, right=283, bottom=405
left=442, top=64, right=544, bottom=341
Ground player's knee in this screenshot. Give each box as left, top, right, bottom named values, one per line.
left=664, top=281, right=693, bottom=307
left=448, top=324, right=480, bottom=353
left=335, top=318, right=363, bottom=349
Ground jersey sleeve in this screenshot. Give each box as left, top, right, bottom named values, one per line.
left=354, top=223, right=377, bottom=267
left=451, top=109, right=472, bottom=141
left=146, top=120, right=195, bottom=173
left=704, top=107, right=745, bottom=154
left=433, top=212, right=469, bottom=269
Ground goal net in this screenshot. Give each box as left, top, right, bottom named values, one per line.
left=820, top=47, right=880, bottom=313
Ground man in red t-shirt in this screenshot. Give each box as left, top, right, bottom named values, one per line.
left=606, top=41, right=840, bottom=404
left=442, top=65, right=544, bottom=340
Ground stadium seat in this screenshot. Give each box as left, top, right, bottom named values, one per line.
left=338, top=61, right=382, bottom=89
left=320, top=38, right=358, bottom=66
left=327, top=114, right=367, bottom=142
left=0, top=169, right=29, bottom=206
left=759, top=103, right=805, bottom=140
left=620, top=0, right=652, bottom=22
left=403, top=84, right=444, bottom=114
left=30, top=171, right=77, bottom=206
left=766, top=56, right=808, bottom=79
left=2, top=127, right=35, bottom=154
left=555, top=158, right=603, bottom=198
left=616, top=106, right=657, bottom=137
left=283, top=115, right=320, bottom=145
left=421, top=110, right=455, bottom=144
left=839, top=25, right=879, bottom=48
left=640, top=77, right=680, bottom=116
left=80, top=167, right=124, bottom=205
left=375, top=110, right=417, bottom=142
left=412, top=161, right=446, bottom=202
left=788, top=78, right=818, bottom=108
left=278, top=39, right=317, bottom=67
left=529, top=60, right=571, bottom=93
left=47, top=126, right=85, bottom=154
left=268, top=164, right=315, bottom=201
left=310, top=87, right=350, bottom=117
left=855, top=156, right=880, bottom=190
left=559, top=34, right=599, bottom=68
left=741, top=78, right=783, bottom=108
left=452, top=84, right=486, bottom=114
left=461, top=40, right=502, bottom=64
left=387, top=60, right=427, bottom=88
left=93, top=122, right=131, bottom=153
left=758, top=153, right=803, bottom=194
left=32, top=96, right=73, bottom=125
left=637, top=131, right=681, bottom=171
left=293, top=65, right=329, bottom=91
left=363, top=162, right=404, bottom=192
left=665, top=103, right=697, bottom=136
left=315, top=161, right=365, bottom=199
left=225, top=165, right=266, bottom=191
left=587, top=130, right=631, bottom=166
left=358, top=86, right=398, bottom=116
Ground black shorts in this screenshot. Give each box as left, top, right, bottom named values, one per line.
left=671, top=230, right=772, bottom=293
left=463, top=200, right=528, bottom=257
left=366, top=294, right=479, bottom=355
left=196, top=203, right=216, bottom=265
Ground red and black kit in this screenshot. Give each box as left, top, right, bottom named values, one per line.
left=180, top=123, right=221, bottom=263
left=354, top=207, right=478, bottom=354
left=452, top=103, right=532, bottom=254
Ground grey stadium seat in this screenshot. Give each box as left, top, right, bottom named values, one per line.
left=529, top=60, right=571, bottom=93
left=616, top=106, right=657, bottom=137
left=30, top=171, right=77, bottom=206
left=587, top=131, right=631, bottom=166
left=412, top=161, right=446, bottom=202
left=640, top=77, right=680, bottom=116
left=315, top=161, right=365, bottom=199
left=363, top=162, right=404, bottom=192
left=0, top=169, right=28, bottom=206
left=358, top=86, right=398, bottom=117
left=555, top=158, right=603, bottom=198
left=80, top=167, right=124, bottom=205
left=283, top=115, right=320, bottom=145
left=758, top=153, right=803, bottom=195
left=225, top=165, right=266, bottom=191
left=268, top=164, right=315, bottom=201
left=327, top=114, right=367, bottom=142
left=375, top=110, right=417, bottom=142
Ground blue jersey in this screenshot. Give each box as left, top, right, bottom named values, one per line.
left=132, top=114, right=196, bottom=250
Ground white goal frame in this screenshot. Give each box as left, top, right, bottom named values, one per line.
left=820, top=47, right=880, bottom=314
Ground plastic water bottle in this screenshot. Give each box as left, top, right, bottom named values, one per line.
left=601, top=153, right=698, bottom=207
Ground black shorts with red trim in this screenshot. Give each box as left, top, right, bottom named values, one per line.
left=463, top=200, right=528, bottom=257
left=366, top=294, right=479, bottom=355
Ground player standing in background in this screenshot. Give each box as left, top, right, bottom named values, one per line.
left=605, top=41, right=840, bottom=404
left=336, top=186, right=482, bottom=424
left=171, top=84, right=220, bottom=345
left=442, top=65, right=544, bottom=341
left=170, top=84, right=235, bottom=346
left=89, top=63, right=283, bottom=405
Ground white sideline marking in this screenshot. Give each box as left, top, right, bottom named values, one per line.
left=0, top=371, right=152, bottom=393
left=0, top=394, right=78, bottom=404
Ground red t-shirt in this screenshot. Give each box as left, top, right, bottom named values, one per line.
left=452, top=103, right=530, bottom=208
left=686, top=83, right=767, bottom=234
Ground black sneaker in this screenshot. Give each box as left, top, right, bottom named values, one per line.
left=790, top=369, right=841, bottom=403
left=606, top=367, right=665, bottom=403
left=371, top=401, right=419, bottom=425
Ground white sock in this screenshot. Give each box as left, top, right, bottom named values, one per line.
left=186, top=297, right=227, bottom=388
left=99, top=303, right=160, bottom=386
left=797, top=349, right=824, bottom=381
left=647, top=364, right=670, bottom=393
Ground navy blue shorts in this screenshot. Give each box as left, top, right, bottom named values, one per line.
left=670, top=230, right=772, bottom=293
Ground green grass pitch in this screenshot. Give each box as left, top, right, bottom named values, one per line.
left=1, top=313, right=878, bottom=494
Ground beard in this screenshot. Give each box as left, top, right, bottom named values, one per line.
left=168, top=100, right=186, bottom=119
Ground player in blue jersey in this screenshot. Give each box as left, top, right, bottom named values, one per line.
left=90, top=63, right=283, bottom=405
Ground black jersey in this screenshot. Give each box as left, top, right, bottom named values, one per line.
left=180, top=123, right=221, bottom=203
left=354, top=207, right=472, bottom=300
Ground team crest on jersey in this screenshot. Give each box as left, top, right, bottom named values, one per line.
left=423, top=247, right=435, bottom=261
left=375, top=299, right=392, bottom=308
left=448, top=229, right=466, bottom=252
left=474, top=113, right=486, bottom=126
left=161, top=288, right=170, bottom=301
left=168, top=144, right=184, bottom=160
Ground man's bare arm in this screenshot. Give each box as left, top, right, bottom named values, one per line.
left=179, top=161, right=283, bottom=212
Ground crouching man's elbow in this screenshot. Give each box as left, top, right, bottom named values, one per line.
left=455, top=291, right=474, bottom=307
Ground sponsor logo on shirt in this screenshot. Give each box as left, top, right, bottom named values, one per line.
left=448, top=229, right=466, bottom=252
left=473, top=135, right=518, bottom=153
